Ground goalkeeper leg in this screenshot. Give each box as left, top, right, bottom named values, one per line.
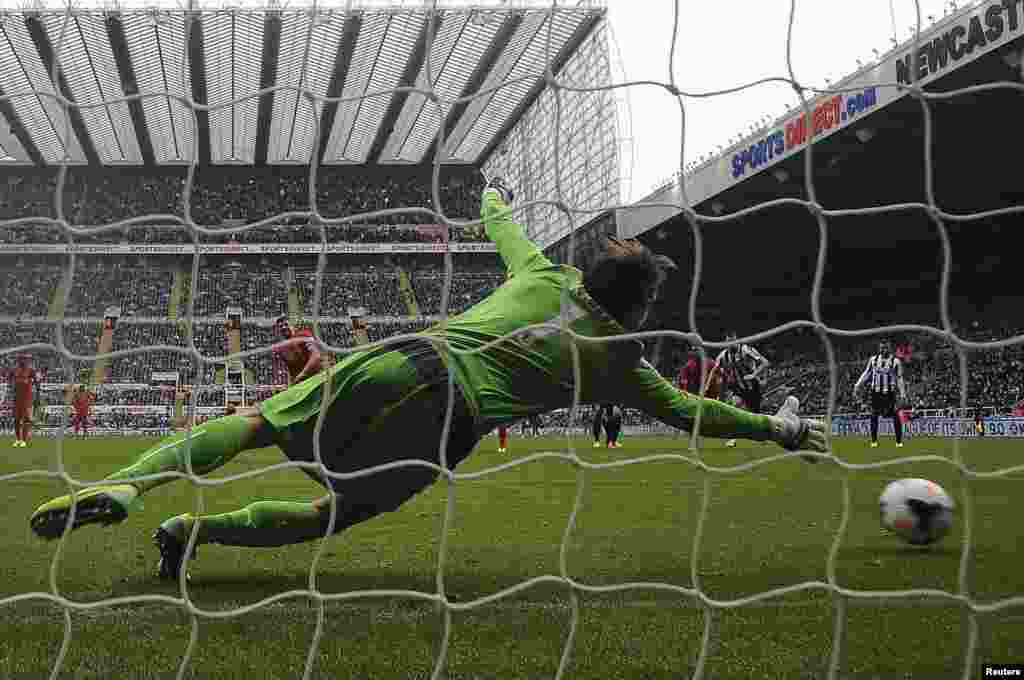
left=154, top=338, right=481, bottom=570
left=152, top=378, right=479, bottom=578
left=30, top=412, right=273, bottom=540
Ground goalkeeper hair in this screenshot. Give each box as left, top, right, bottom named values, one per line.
left=583, top=238, right=677, bottom=330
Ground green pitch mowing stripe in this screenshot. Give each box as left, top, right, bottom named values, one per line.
left=1, top=435, right=1021, bottom=678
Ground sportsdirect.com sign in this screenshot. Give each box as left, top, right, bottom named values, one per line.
left=0, top=242, right=497, bottom=255
left=730, top=87, right=879, bottom=179
left=832, top=416, right=1024, bottom=438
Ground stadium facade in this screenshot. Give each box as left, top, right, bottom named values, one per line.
left=0, top=1, right=619, bottom=247
left=614, top=0, right=1023, bottom=337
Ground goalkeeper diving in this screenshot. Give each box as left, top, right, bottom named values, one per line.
left=29, top=181, right=826, bottom=578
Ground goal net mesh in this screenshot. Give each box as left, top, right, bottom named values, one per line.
left=2, top=2, right=1023, bottom=680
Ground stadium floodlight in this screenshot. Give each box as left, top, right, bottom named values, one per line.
left=856, top=127, right=876, bottom=144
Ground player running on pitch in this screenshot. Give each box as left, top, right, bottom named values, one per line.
left=712, top=333, right=770, bottom=448
left=29, top=180, right=826, bottom=578
left=224, top=317, right=324, bottom=417
left=273, top=316, right=323, bottom=387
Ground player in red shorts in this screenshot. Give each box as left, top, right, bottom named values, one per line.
left=71, top=385, right=95, bottom=438
left=273, top=316, right=323, bottom=387
left=7, top=355, right=38, bottom=447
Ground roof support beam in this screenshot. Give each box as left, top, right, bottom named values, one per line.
left=423, top=11, right=522, bottom=165
left=24, top=13, right=100, bottom=165
left=0, top=86, right=45, bottom=166
left=186, top=11, right=210, bottom=165
left=477, top=11, right=602, bottom=167
left=253, top=9, right=281, bottom=167
left=315, top=13, right=361, bottom=166
left=367, top=13, right=442, bottom=165
left=105, top=14, right=155, bottom=166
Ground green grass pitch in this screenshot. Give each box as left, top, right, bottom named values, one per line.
left=1, top=432, right=1022, bottom=679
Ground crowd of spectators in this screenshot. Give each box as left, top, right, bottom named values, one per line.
left=1, top=258, right=508, bottom=321
left=0, top=267, right=60, bottom=317
left=2, top=242, right=1023, bottom=426
left=0, top=169, right=485, bottom=244
left=411, top=270, right=505, bottom=315
left=64, top=265, right=174, bottom=317
left=192, top=266, right=287, bottom=317
left=295, top=269, right=406, bottom=317
left=4, top=316, right=1021, bottom=419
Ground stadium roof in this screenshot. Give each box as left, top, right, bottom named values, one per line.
left=0, top=2, right=604, bottom=167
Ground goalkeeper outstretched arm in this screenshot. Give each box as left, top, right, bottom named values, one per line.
left=621, top=359, right=825, bottom=451
left=482, top=178, right=551, bottom=278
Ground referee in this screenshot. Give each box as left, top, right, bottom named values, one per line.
left=854, top=340, right=907, bottom=448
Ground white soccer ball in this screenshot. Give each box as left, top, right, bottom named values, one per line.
left=879, top=478, right=954, bottom=545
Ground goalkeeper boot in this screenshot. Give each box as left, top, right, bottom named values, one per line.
left=30, top=484, right=138, bottom=540
left=153, top=516, right=198, bottom=581
left=774, top=397, right=827, bottom=460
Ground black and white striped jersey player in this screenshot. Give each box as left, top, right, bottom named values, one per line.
left=853, top=340, right=907, bottom=448
left=715, top=333, right=771, bottom=448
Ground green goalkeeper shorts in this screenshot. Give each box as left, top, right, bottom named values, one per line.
left=260, top=337, right=480, bottom=513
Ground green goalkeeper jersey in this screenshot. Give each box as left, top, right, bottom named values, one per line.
left=261, top=190, right=771, bottom=442
left=414, top=191, right=768, bottom=438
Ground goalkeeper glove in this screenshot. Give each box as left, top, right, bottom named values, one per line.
left=484, top=177, right=515, bottom=204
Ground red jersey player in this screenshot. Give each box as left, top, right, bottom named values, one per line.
left=678, top=352, right=721, bottom=400
left=273, top=316, right=322, bottom=387
left=71, top=385, right=96, bottom=438
left=8, top=354, right=39, bottom=447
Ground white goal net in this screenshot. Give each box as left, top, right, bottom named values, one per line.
left=1, top=2, right=1023, bottom=680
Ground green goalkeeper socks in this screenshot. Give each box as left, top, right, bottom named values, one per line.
left=106, top=416, right=254, bottom=493
left=171, top=501, right=328, bottom=548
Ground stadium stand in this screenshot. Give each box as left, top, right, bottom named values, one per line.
left=66, top=264, right=174, bottom=317
left=194, top=265, right=288, bottom=318
left=0, top=266, right=61, bottom=317
left=410, top=267, right=505, bottom=315
left=0, top=169, right=485, bottom=244
left=2, top=243, right=1022, bottom=424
